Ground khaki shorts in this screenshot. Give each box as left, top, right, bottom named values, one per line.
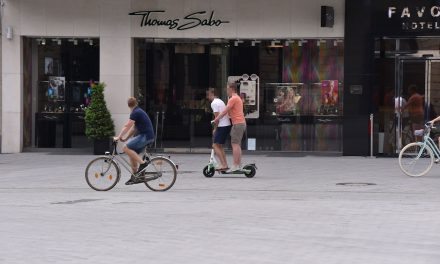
left=230, top=123, right=246, bottom=144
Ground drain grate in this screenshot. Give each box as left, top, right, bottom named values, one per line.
left=336, top=182, right=377, bottom=186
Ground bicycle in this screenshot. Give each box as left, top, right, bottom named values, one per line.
left=85, top=140, right=177, bottom=191
left=398, top=122, right=440, bottom=177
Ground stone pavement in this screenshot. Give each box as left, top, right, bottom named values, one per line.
left=0, top=152, right=440, bottom=264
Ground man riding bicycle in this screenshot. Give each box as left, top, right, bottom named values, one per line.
left=114, top=97, right=155, bottom=185
left=214, top=82, right=246, bottom=173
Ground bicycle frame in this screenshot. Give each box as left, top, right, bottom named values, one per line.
left=104, top=141, right=156, bottom=177
left=418, top=128, right=440, bottom=159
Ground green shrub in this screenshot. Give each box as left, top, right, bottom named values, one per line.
left=85, top=82, right=115, bottom=140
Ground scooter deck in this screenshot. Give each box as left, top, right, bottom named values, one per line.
left=220, top=169, right=251, bottom=174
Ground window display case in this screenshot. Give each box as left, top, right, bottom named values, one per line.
left=251, top=39, right=344, bottom=152
left=265, top=82, right=343, bottom=152
left=23, top=37, right=99, bottom=149
left=132, top=38, right=344, bottom=153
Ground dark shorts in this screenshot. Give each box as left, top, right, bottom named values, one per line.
left=213, top=126, right=232, bottom=145
left=126, top=134, right=154, bottom=154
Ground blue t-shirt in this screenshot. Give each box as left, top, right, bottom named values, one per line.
left=129, top=107, right=154, bottom=139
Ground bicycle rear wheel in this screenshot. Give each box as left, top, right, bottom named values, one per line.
left=144, top=157, right=177, bottom=192
left=399, top=142, right=434, bottom=177
left=85, top=157, right=120, bottom=191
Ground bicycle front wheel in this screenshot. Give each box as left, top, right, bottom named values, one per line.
left=399, top=142, right=434, bottom=177
left=144, top=157, right=177, bottom=192
left=85, top=157, right=121, bottom=191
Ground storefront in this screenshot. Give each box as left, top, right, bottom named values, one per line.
left=345, top=0, right=440, bottom=156
left=133, top=38, right=344, bottom=151
left=22, top=37, right=99, bottom=149
left=1, top=0, right=344, bottom=154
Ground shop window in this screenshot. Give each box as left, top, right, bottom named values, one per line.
left=134, top=39, right=229, bottom=149
left=23, top=37, right=99, bottom=149
left=134, top=39, right=344, bottom=152
left=267, top=39, right=345, bottom=152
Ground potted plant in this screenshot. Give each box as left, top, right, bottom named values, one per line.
left=85, top=82, right=115, bottom=155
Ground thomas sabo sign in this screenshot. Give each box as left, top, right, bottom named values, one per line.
left=129, top=10, right=230, bottom=31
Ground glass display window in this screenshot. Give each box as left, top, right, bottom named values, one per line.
left=134, top=38, right=344, bottom=153
left=134, top=39, right=230, bottom=149
left=260, top=39, right=344, bottom=152
left=23, top=37, right=99, bottom=149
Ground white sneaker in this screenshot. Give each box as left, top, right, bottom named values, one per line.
left=227, top=165, right=242, bottom=173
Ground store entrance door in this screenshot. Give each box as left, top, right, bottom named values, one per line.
left=395, top=56, right=440, bottom=152
left=137, top=41, right=229, bottom=151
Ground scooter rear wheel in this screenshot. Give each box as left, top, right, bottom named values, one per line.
left=243, top=165, right=256, bottom=178
left=203, top=165, right=215, bottom=177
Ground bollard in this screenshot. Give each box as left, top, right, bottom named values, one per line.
left=155, top=112, right=159, bottom=149
left=370, top=113, right=374, bottom=158
left=161, top=112, right=165, bottom=149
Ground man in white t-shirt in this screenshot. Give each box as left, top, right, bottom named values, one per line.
left=395, top=96, right=407, bottom=116
left=207, top=88, right=231, bottom=171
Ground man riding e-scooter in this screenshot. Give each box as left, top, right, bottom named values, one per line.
left=214, top=82, right=246, bottom=173
left=207, top=88, right=231, bottom=172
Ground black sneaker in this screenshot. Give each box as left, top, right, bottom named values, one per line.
left=125, top=175, right=145, bottom=185
left=125, top=176, right=137, bottom=185
left=136, top=162, right=148, bottom=174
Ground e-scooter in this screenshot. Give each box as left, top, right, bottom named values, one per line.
left=202, top=130, right=257, bottom=178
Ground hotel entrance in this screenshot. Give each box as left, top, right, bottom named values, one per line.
left=395, top=56, right=440, bottom=152
left=374, top=38, right=440, bottom=155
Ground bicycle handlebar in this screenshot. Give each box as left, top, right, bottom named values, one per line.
left=426, top=122, right=436, bottom=129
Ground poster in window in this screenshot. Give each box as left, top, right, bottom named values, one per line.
left=320, top=80, right=339, bottom=115
left=228, top=75, right=260, bottom=119
left=321, top=80, right=338, bottom=106
left=240, top=80, right=256, bottom=106
left=47, top=76, right=66, bottom=101
left=45, top=57, right=53, bottom=75
left=275, top=86, right=302, bottom=116
left=240, top=80, right=259, bottom=118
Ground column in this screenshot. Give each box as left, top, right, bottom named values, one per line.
left=100, top=37, right=133, bottom=136
left=1, top=1, right=22, bottom=153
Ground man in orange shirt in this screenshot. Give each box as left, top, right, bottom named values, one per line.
left=402, top=84, right=424, bottom=132
left=214, top=83, right=246, bottom=172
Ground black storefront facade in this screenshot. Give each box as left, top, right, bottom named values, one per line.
left=344, top=0, right=440, bottom=156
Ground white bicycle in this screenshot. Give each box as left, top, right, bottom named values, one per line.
left=398, top=122, right=440, bottom=177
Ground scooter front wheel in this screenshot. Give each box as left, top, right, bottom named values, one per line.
left=243, top=164, right=256, bottom=178
left=203, top=165, right=215, bottom=177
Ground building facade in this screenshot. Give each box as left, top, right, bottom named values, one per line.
left=1, top=0, right=345, bottom=154
left=345, top=0, right=440, bottom=156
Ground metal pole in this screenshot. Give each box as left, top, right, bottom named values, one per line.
left=160, top=111, right=165, bottom=149
left=370, top=113, right=374, bottom=158
left=154, top=111, right=159, bottom=149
